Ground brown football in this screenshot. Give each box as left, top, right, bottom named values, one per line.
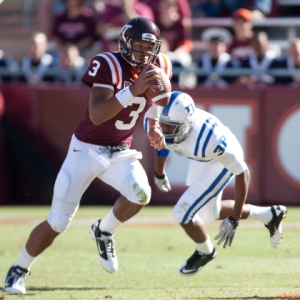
left=144, top=64, right=171, bottom=107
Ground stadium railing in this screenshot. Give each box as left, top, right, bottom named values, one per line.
left=191, top=17, right=300, bottom=52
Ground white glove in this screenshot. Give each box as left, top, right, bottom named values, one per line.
left=154, top=173, right=171, bottom=192
left=214, top=216, right=239, bottom=248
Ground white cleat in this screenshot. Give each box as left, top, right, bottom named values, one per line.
left=90, top=220, right=118, bottom=273
left=265, top=205, right=287, bottom=248
left=5, top=265, right=30, bottom=294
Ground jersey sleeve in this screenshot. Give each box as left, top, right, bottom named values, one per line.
left=81, top=52, right=123, bottom=90
left=217, top=132, right=248, bottom=175
left=145, top=103, right=160, bottom=121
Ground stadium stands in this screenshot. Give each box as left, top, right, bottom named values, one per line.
left=1, top=0, right=300, bottom=63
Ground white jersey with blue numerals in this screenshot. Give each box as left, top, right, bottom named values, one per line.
left=165, top=108, right=247, bottom=176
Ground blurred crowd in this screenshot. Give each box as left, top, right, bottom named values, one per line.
left=0, top=0, right=300, bottom=87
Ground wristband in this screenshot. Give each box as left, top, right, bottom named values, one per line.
left=155, top=148, right=170, bottom=157
left=115, top=87, right=135, bottom=108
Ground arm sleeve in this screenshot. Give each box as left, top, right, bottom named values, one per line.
left=145, top=103, right=160, bottom=121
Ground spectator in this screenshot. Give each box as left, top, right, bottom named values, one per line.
left=54, top=43, right=89, bottom=83
left=269, top=38, right=300, bottom=85
left=236, top=31, right=277, bottom=86
left=197, top=27, right=239, bottom=87
left=159, top=37, right=193, bottom=87
left=97, top=0, right=154, bottom=52
left=18, top=32, right=56, bottom=84
left=50, top=0, right=98, bottom=57
left=141, top=0, right=192, bottom=27
left=228, top=8, right=254, bottom=61
left=191, top=0, right=273, bottom=18
left=38, top=0, right=104, bottom=37
left=38, top=0, right=68, bottom=37
left=0, top=50, right=17, bottom=83
left=155, top=0, right=193, bottom=68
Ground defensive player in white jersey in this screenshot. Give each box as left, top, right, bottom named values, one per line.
left=4, top=17, right=172, bottom=294
left=145, top=91, right=287, bottom=276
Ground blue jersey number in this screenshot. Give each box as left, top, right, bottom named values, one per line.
left=213, top=136, right=227, bottom=156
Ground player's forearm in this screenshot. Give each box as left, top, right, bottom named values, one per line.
left=89, top=96, right=123, bottom=125
left=89, top=86, right=124, bottom=125
left=232, top=169, right=250, bottom=220
left=155, top=155, right=168, bottom=177
left=148, top=117, right=160, bottom=129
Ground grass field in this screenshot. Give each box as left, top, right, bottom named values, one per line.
left=0, top=205, right=299, bottom=300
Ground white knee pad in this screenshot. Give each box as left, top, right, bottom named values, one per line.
left=130, top=180, right=151, bottom=205
left=47, top=206, right=73, bottom=233
left=47, top=194, right=79, bottom=233
left=119, top=165, right=152, bottom=205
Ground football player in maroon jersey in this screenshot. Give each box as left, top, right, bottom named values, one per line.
left=5, top=17, right=173, bottom=294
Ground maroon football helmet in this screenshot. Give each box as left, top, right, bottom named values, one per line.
left=119, top=17, right=162, bottom=69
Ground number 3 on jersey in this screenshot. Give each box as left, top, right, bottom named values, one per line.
left=115, top=97, right=146, bottom=130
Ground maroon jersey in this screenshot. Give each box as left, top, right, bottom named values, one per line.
left=51, top=7, right=96, bottom=45
left=75, top=52, right=172, bottom=147
left=228, top=37, right=253, bottom=60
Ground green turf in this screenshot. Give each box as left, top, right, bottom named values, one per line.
left=0, top=206, right=299, bottom=299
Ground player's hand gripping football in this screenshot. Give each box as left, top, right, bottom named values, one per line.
left=214, top=216, right=239, bottom=248
left=130, top=65, right=162, bottom=96
left=154, top=173, right=171, bottom=192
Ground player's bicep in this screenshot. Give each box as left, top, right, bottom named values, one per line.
left=89, top=86, right=114, bottom=108
left=89, top=86, right=114, bottom=120
left=88, top=86, right=119, bottom=125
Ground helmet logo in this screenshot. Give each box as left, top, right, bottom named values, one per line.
left=142, top=33, right=157, bottom=42
left=185, top=104, right=195, bottom=115
left=121, top=25, right=133, bottom=41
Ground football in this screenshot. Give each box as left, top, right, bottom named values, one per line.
left=144, top=64, right=171, bottom=107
